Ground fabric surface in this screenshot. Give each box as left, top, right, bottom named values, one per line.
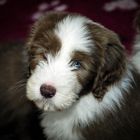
left=0, top=0, right=139, bottom=51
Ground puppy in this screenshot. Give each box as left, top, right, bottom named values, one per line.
left=18, top=12, right=140, bottom=140
left=0, top=12, right=139, bottom=140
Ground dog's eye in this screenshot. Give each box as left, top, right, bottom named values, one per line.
left=70, top=60, right=81, bottom=70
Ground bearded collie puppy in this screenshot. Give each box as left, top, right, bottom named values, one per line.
left=0, top=12, right=140, bottom=140
left=25, top=12, right=140, bottom=140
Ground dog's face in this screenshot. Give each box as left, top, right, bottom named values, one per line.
left=26, top=12, right=126, bottom=111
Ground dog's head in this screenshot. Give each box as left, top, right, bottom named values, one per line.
left=26, top=12, right=126, bottom=111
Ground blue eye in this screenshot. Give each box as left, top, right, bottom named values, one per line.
left=71, top=60, right=81, bottom=70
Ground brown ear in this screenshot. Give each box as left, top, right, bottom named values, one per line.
left=88, top=24, right=126, bottom=99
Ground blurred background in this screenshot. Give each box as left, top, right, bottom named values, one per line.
left=0, top=0, right=140, bottom=52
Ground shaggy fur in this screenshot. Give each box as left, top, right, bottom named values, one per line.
left=0, top=12, right=140, bottom=140
left=26, top=12, right=140, bottom=140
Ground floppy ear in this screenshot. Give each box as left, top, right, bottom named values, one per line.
left=88, top=24, right=126, bottom=99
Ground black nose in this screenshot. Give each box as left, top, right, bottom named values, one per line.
left=40, top=84, right=56, bottom=98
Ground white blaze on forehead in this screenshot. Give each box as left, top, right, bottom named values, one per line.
left=54, top=15, right=94, bottom=57
left=26, top=14, right=97, bottom=113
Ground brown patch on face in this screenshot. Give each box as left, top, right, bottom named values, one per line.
left=72, top=51, right=94, bottom=82
left=85, top=23, right=126, bottom=99
left=28, top=33, right=61, bottom=70
left=70, top=22, right=126, bottom=99
left=71, top=51, right=99, bottom=96
left=26, top=12, right=69, bottom=71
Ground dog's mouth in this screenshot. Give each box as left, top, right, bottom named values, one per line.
left=33, top=96, right=77, bottom=112
left=33, top=98, right=60, bottom=112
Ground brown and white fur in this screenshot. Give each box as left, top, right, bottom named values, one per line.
left=25, top=12, right=140, bottom=140
left=0, top=11, right=140, bottom=140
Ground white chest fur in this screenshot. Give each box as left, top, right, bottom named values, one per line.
left=41, top=103, right=84, bottom=140
left=40, top=70, right=133, bottom=140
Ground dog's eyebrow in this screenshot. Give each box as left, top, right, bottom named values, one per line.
left=72, top=51, right=92, bottom=60
left=72, top=51, right=95, bottom=71
left=28, top=33, right=62, bottom=56
left=29, top=43, right=46, bottom=54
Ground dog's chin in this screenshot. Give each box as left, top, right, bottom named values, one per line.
left=34, top=99, right=76, bottom=112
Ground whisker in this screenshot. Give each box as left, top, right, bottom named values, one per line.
left=8, top=79, right=27, bottom=92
